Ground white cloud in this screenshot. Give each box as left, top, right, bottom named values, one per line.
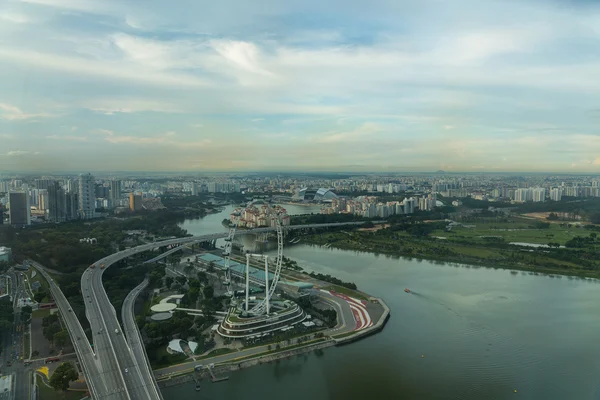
left=46, top=134, right=87, bottom=141
left=89, top=129, right=114, bottom=136
left=0, top=103, right=53, bottom=120
left=0, top=11, right=31, bottom=24
left=310, top=123, right=382, bottom=143
left=85, top=98, right=182, bottom=114
left=6, top=150, right=30, bottom=156
left=104, top=132, right=211, bottom=148
left=0, top=48, right=207, bottom=88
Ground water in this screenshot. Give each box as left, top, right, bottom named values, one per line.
left=170, top=208, right=600, bottom=400
left=181, top=203, right=322, bottom=237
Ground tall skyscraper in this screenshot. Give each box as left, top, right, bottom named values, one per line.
left=8, top=192, right=30, bottom=226
left=190, top=182, right=198, bottom=196
left=48, top=182, right=67, bottom=222
left=65, top=193, right=78, bottom=220
left=110, top=180, right=122, bottom=206
left=78, top=173, right=96, bottom=219
left=38, top=189, right=49, bottom=212
left=129, top=192, right=142, bottom=212
left=34, top=179, right=52, bottom=190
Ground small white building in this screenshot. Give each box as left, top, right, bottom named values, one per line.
left=0, top=247, right=12, bottom=263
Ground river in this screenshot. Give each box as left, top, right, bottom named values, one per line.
left=173, top=207, right=600, bottom=399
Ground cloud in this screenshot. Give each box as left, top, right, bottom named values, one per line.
left=91, top=129, right=114, bottom=136
left=310, top=123, right=383, bottom=143
left=0, top=48, right=207, bottom=88
left=0, top=103, right=53, bottom=120
left=45, top=135, right=87, bottom=142
left=0, top=11, right=31, bottom=24
left=6, top=150, right=31, bottom=156
left=84, top=98, right=183, bottom=115
left=1, top=0, right=600, bottom=171
left=104, top=132, right=210, bottom=148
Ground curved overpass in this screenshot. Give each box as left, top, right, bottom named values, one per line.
left=82, top=221, right=371, bottom=399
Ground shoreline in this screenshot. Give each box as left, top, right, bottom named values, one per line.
left=296, top=239, right=600, bottom=281
left=155, top=297, right=391, bottom=391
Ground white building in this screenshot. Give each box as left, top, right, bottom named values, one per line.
left=514, top=188, right=531, bottom=202
left=550, top=188, right=562, bottom=202
left=532, top=188, right=546, bottom=202
left=0, top=247, right=11, bottom=263
left=78, top=173, right=96, bottom=219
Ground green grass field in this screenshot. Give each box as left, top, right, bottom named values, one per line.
left=433, top=222, right=583, bottom=245
left=36, top=376, right=87, bottom=400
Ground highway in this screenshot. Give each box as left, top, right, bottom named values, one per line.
left=121, top=277, right=164, bottom=399
left=29, top=262, right=120, bottom=400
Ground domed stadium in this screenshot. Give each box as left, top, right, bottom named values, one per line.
left=293, top=188, right=338, bottom=202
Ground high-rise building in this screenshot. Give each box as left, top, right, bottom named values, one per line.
left=129, top=192, right=142, bottom=212
left=8, top=192, right=30, bottom=226
left=48, top=182, right=67, bottom=222
left=550, top=188, right=562, bottom=202
left=38, top=189, right=49, bottom=211
left=190, top=182, right=198, bottom=196
left=110, top=180, right=122, bottom=206
left=515, top=188, right=532, bottom=202
left=66, top=193, right=78, bottom=220
left=66, top=179, right=78, bottom=194
left=34, top=179, right=52, bottom=190
left=532, top=188, right=546, bottom=202
left=78, top=173, right=96, bottom=219
left=403, top=197, right=417, bottom=214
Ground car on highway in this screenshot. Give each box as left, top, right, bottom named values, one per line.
left=125, top=368, right=128, bottom=373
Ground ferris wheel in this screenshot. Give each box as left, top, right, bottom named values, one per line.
left=223, top=201, right=285, bottom=315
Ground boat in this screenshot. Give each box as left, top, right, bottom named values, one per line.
left=404, top=288, right=411, bottom=293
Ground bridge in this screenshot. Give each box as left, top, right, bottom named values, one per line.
left=38, top=221, right=370, bottom=399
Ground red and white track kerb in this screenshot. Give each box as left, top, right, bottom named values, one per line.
left=327, top=290, right=373, bottom=331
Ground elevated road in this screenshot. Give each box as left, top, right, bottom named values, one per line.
left=29, top=262, right=120, bottom=399
left=121, top=278, right=163, bottom=400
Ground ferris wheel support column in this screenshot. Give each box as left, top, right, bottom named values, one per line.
left=264, top=256, right=270, bottom=315
left=245, top=254, right=250, bottom=312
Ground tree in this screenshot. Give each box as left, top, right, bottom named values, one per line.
left=49, top=362, right=79, bottom=391
left=21, top=305, right=32, bottom=320
left=547, top=212, right=559, bottom=221
left=165, top=276, right=174, bottom=288
left=591, top=213, right=600, bottom=225
left=34, top=290, right=47, bottom=303
left=54, top=330, right=69, bottom=347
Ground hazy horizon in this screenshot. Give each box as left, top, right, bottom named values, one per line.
left=1, top=0, right=600, bottom=172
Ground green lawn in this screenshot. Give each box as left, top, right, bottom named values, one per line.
left=33, top=309, right=52, bottom=318
left=27, top=269, right=51, bottom=302
left=197, top=348, right=235, bottom=359
left=36, top=376, right=88, bottom=400
left=439, top=222, right=581, bottom=245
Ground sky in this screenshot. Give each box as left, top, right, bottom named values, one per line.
left=0, top=0, right=600, bottom=173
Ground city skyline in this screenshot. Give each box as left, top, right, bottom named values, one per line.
left=1, top=0, right=600, bottom=172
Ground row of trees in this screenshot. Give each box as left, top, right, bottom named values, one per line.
left=307, top=272, right=357, bottom=290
